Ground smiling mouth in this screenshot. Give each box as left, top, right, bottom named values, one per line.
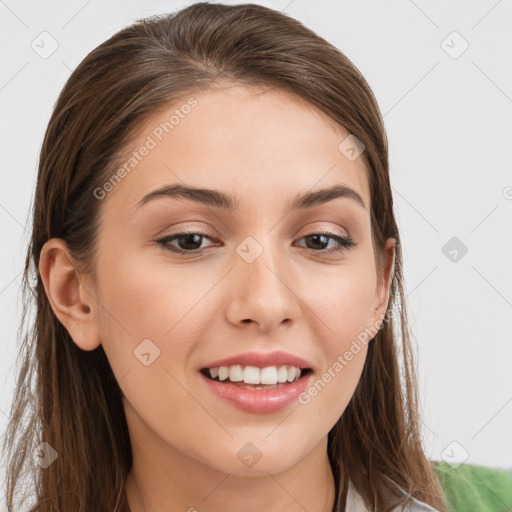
left=200, top=366, right=313, bottom=389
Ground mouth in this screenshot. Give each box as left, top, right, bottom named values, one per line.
left=200, top=365, right=313, bottom=390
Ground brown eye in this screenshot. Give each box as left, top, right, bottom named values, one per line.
left=155, top=231, right=356, bottom=256
left=156, top=232, right=214, bottom=254
left=296, top=233, right=356, bottom=253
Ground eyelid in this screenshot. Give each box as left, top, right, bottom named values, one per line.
left=156, top=219, right=351, bottom=237
left=154, top=222, right=350, bottom=242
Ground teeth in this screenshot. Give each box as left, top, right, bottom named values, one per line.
left=287, top=367, right=297, bottom=382
left=243, top=366, right=260, bottom=384
left=277, top=366, right=289, bottom=383
left=218, top=367, right=229, bottom=381
left=260, top=366, right=278, bottom=385
left=229, top=365, right=243, bottom=382
left=208, top=365, right=303, bottom=385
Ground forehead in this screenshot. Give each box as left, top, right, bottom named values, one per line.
left=102, top=84, right=370, bottom=216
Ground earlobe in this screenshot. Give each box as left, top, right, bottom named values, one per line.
left=38, top=238, right=101, bottom=351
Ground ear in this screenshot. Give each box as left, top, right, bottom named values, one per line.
left=371, top=237, right=396, bottom=330
left=38, top=238, right=101, bottom=351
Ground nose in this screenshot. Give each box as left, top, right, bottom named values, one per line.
left=225, top=235, right=301, bottom=333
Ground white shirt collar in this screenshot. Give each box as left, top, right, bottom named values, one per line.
left=344, top=478, right=440, bottom=512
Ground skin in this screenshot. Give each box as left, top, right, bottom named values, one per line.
left=39, top=84, right=395, bottom=512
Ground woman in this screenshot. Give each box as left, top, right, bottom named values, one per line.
left=2, top=3, right=447, bottom=511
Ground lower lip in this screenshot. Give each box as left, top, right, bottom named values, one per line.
left=200, top=371, right=312, bottom=414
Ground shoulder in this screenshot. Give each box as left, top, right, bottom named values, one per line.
left=386, top=477, right=440, bottom=512
left=389, top=496, right=439, bottom=512
left=386, top=476, right=440, bottom=512
left=346, top=478, right=440, bottom=512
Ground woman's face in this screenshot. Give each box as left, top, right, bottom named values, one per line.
left=53, top=84, right=394, bottom=476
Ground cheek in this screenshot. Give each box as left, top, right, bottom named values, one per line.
left=299, top=263, right=375, bottom=418
left=94, top=253, right=210, bottom=445
left=94, top=249, right=170, bottom=371
left=314, top=262, right=377, bottom=349
left=97, top=241, right=192, bottom=335
left=95, top=248, right=216, bottom=385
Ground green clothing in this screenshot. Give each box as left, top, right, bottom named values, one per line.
left=433, top=461, right=512, bottom=512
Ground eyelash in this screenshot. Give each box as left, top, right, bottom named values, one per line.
left=155, top=231, right=356, bottom=256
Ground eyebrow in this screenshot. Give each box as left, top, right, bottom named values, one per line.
left=134, top=183, right=367, bottom=212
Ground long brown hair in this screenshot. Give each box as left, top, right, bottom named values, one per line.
left=1, top=3, right=447, bottom=511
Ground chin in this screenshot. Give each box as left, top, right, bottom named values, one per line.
left=202, top=440, right=306, bottom=477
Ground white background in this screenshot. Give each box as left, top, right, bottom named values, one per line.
left=1, top=0, right=511, bottom=506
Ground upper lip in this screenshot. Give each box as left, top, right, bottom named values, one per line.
left=202, top=350, right=313, bottom=370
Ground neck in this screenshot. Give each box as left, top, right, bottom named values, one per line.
left=125, top=423, right=336, bottom=512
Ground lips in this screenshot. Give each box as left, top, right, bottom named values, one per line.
left=199, top=368, right=313, bottom=414
left=198, top=350, right=314, bottom=414
left=201, top=350, right=313, bottom=371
